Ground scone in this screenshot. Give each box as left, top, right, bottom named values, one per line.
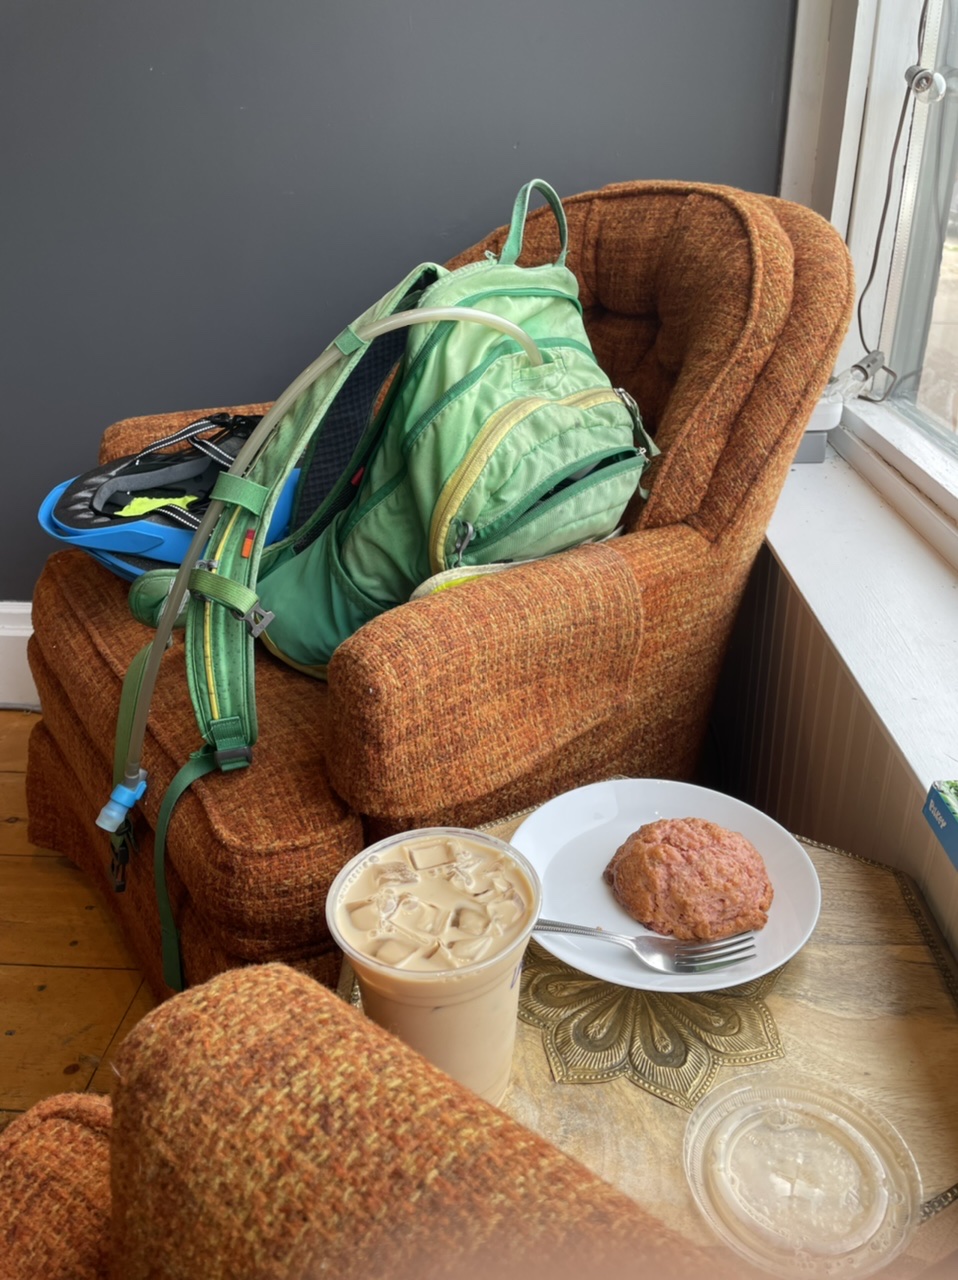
left=603, top=816, right=773, bottom=940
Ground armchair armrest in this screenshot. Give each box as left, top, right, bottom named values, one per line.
left=325, top=526, right=735, bottom=823
left=325, top=539, right=647, bottom=820
left=109, top=963, right=740, bottom=1279
left=0, top=1094, right=112, bottom=1279
left=97, top=403, right=272, bottom=464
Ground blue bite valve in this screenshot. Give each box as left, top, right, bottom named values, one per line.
left=96, top=772, right=148, bottom=832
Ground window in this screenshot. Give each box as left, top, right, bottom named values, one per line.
left=784, top=0, right=958, bottom=566
left=886, top=2, right=958, bottom=431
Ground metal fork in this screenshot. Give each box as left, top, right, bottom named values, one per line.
left=533, top=918, right=757, bottom=974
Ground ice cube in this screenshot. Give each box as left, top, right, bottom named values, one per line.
left=408, top=840, right=456, bottom=870
left=450, top=935, right=493, bottom=963
left=453, top=905, right=489, bottom=936
left=465, top=861, right=506, bottom=897
left=371, top=937, right=418, bottom=966
left=395, top=894, right=446, bottom=936
left=417, top=940, right=455, bottom=966
left=451, top=866, right=495, bottom=896
left=447, top=847, right=489, bottom=890
left=374, top=861, right=418, bottom=886
left=345, top=899, right=381, bottom=932
left=452, top=846, right=483, bottom=871
left=487, top=895, right=524, bottom=928
left=374, top=889, right=400, bottom=919
left=432, top=942, right=456, bottom=968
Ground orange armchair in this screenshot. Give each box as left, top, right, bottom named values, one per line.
left=0, top=963, right=754, bottom=1280
left=26, top=181, right=854, bottom=999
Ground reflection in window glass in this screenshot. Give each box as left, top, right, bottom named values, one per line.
left=889, top=0, right=958, bottom=448
left=917, top=176, right=958, bottom=430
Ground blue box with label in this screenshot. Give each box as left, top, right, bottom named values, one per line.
left=923, top=781, right=958, bottom=868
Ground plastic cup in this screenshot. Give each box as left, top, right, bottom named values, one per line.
left=326, top=827, right=542, bottom=1105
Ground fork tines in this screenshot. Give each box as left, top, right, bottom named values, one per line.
left=673, top=931, right=756, bottom=972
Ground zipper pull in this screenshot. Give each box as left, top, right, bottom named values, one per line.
left=453, top=520, right=475, bottom=567
left=615, top=387, right=642, bottom=431
left=615, top=387, right=659, bottom=460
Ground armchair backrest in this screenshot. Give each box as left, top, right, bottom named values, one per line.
left=448, top=181, right=854, bottom=543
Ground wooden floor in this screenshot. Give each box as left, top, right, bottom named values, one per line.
left=0, top=708, right=155, bottom=1132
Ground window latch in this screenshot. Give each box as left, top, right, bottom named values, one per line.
left=905, top=65, right=947, bottom=103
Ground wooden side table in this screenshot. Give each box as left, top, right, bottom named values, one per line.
left=487, top=817, right=958, bottom=1278
left=338, top=815, right=958, bottom=1275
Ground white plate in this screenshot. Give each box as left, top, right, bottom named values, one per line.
left=510, top=778, right=821, bottom=993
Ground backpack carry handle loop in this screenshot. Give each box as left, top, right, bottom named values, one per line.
left=499, top=179, right=569, bottom=267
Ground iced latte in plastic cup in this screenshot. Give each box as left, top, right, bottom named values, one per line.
left=326, top=827, right=542, bottom=1104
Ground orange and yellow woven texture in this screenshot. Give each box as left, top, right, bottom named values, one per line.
left=0, top=964, right=761, bottom=1279
left=25, top=181, right=853, bottom=999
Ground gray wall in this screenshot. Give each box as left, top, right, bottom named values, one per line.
left=3, top=0, right=796, bottom=600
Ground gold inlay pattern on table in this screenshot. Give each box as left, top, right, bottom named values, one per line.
left=517, top=940, right=784, bottom=1110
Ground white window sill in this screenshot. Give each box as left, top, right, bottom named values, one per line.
left=834, top=402, right=958, bottom=574
left=766, top=444, right=958, bottom=795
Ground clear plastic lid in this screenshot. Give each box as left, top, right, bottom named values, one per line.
left=683, top=1071, right=922, bottom=1278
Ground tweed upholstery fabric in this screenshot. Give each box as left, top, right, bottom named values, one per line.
left=25, top=716, right=344, bottom=996
left=0, top=1093, right=112, bottom=1279
left=29, top=549, right=363, bottom=997
left=326, top=523, right=727, bottom=823
left=326, top=541, right=643, bottom=817
left=691, top=195, right=857, bottom=543
left=107, top=963, right=748, bottom=1279
left=26, top=179, right=853, bottom=998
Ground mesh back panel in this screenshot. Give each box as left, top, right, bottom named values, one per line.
left=292, top=327, right=410, bottom=551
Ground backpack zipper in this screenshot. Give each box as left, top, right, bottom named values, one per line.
left=464, top=452, right=642, bottom=560
left=428, top=386, right=625, bottom=573
left=400, top=335, right=593, bottom=457
left=452, top=520, right=476, bottom=565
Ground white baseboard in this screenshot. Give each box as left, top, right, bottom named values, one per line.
left=0, top=603, right=39, bottom=710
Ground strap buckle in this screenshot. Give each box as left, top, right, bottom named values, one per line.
left=213, top=744, right=253, bottom=769
left=236, top=603, right=275, bottom=639
left=109, top=824, right=137, bottom=892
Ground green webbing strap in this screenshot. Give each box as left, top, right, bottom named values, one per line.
left=209, top=716, right=253, bottom=771
left=333, top=324, right=364, bottom=356
left=188, top=568, right=260, bottom=618
left=154, top=749, right=220, bottom=991
left=209, top=472, right=271, bottom=514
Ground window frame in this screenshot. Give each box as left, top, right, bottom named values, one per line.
left=783, top=0, right=958, bottom=559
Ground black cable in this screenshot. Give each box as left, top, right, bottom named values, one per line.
left=855, top=0, right=931, bottom=355
left=856, top=87, right=913, bottom=352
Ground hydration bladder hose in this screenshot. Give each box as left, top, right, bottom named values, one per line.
left=97, top=306, right=544, bottom=831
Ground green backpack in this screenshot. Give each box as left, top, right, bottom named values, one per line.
left=100, top=179, right=658, bottom=988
